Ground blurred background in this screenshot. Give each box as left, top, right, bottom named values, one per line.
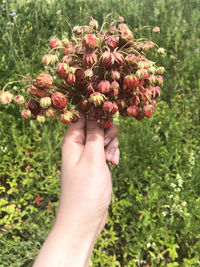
left=0, top=0, right=200, bottom=266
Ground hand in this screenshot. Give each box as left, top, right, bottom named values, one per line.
left=58, top=111, right=119, bottom=234
left=33, top=112, right=119, bottom=267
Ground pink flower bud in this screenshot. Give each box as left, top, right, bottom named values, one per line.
left=14, top=95, right=25, bottom=105
left=21, top=109, right=31, bottom=119
left=0, top=92, right=13, bottom=104
left=153, top=27, right=160, bottom=34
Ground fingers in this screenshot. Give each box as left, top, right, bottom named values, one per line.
left=61, top=112, right=86, bottom=165
left=104, top=124, right=120, bottom=165
left=84, top=116, right=105, bottom=161
left=105, top=137, right=120, bottom=165
left=104, top=124, right=118, bottom=147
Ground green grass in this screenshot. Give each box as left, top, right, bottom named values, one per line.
left=0, top=0, right=200, bottom=266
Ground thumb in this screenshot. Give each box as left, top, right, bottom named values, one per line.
left=83, top=116, right=105, bottom=161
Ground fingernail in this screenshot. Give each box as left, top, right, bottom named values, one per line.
left=107, top=148, right=116, bottom=161
left=112, top=152, right=119, bottom=165
left=104, top=137, right=111, bottom=147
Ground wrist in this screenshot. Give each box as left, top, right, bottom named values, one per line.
left=34, top=218, right=97, bottom=267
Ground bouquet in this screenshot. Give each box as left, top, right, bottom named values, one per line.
left=0, top=15, right=165, bottom=128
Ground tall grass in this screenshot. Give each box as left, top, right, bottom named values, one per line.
left=0, top=0, right=200, bottom=266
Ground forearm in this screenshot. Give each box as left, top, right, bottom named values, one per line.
left=33, top=219, right=97, bottom=267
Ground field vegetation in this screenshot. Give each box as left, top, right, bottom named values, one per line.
left=0, top=0, right=200, bottom=266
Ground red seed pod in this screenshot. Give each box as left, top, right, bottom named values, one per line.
left=36, top=73, right=53, bottom=88
left=75, top=69, right=85, bottom=84
left=113, top=52, right=124, bottom=66
left=125, top=54, right=140, bottom=65
left=111, top=70, right=121, bottom=80
left=89, top=18, right=98, bottom=30
left=120, top=30, right=134, bottom=43
left=89, top=92, right=104, bottom=106
left=28, top=99, right=41, bottom=116
left=135, top=69, right=149, bottom=79
left=64, top=43, right=74, bottom=55
left=56, top=63, right=69, bottom=79
left=61, top=56, right=73, bottom=65
left=98, top=80, right=111, bottom=94
left=147, top=74, right=156, bottom=85
left=65, top=73, right=76, bottom=85
left=105, top=36, right=119, bottom=51
left=143, top=105, right=154, bottom=118
left=101, top=51, right=113, bottom=68
left=84, top=26, right=93, bottom=34
left=86, top=82, right=95, bottom=95
left=108, top=87, right=119, bottom=97
left=79, top=97, right=91, bottom=111
left=74, top=44, right=84, bottom=55
left=107, top=26, right=118, bottom=35
left=29, top=85, right=46, bottom=98
left=151, top=86, right=162, bottom=98
left=44, top=108, right=57, bottom=118
left=72, top=26, right=83, bottom=35
left=127, top=106, right=139, bottom=117
left=82, top=34, right=98, bottom=50
left=141, top=89, right=152, bottom=102
left=42, top=54, right=59, bottom=65
left=110, top=80, right=120, bottom=91
left=84, top=68, right=94, bottom=79
left=60, top=111, right=73, bottom=125
left=83, top=51, right=98, bottom=67
left=135, top=112, right=145, bottom=121
left=99, top=119, right=113, bottom=129
left=116, top=99, right=126, bottom=111
left=155, top=75, right=163, bottom=86
left=143, top=41, right=155, bottom=51
left=51, top=92, right=67, bottom=110
left=130, top=95, right=140, bottom=106
left=111, top=102, right=118, bottom=114
left=49, top=37, right=62, bottom=50
left=89, top=106, right=103, bottom=120
left=103, top=101, right=113, bottom=113
left=123, top=74, right=139, bottom=89
left=118, top=23, right=130, bottom=32
left=70, top=109, right=80, bottom=122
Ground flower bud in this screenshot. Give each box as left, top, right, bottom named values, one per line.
left=0, top=92, right=13, bottom=104
left=40, top=97, right=52, bottom=108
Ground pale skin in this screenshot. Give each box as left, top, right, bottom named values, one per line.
left=33, top=112, right=119, bottom=267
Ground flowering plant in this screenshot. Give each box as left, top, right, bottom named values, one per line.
left=0, top=15, right=165, bottom=128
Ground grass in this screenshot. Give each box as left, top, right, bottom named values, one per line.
left=0, top=0, right=200, bottom=266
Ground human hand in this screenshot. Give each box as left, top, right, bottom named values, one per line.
left=57, top=111, right=119, bottom=235
left=33, top=112, right=119, bottom=267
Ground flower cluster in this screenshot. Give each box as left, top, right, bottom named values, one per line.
left=0, top=16, right=164, bottom=128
